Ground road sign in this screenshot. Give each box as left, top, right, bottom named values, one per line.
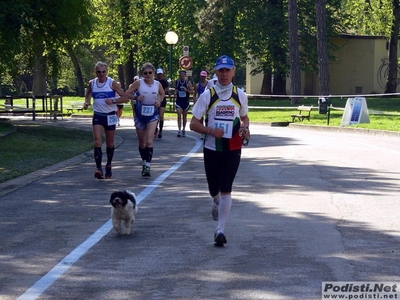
left=179, top=56, right=193, bottom=70
left=183, top=46, right=189, bottom=56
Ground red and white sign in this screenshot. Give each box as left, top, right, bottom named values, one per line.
left=179, top=56, right=193, bottom=70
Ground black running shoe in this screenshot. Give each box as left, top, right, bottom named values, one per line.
left=141, top=165, right=151, bottom=177
left=94, top=168, right=104, bottom=179
left=214, top=230, right=227, bottom=247
left=105, top=165, right=112, bottom=179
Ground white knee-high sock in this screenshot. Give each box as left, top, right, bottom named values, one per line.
left=217, top=194, right=232, bottom=232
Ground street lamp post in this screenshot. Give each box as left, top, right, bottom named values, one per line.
left=164, top=31, right=179, bottom=87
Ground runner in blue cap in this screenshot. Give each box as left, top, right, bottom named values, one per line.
left=190, top=55, right=251, bottom=246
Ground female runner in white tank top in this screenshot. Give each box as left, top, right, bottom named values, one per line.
left=125, top=62, right=165, bottom=177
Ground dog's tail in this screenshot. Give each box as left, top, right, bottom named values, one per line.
left=126, top=190, right=136, bottom=198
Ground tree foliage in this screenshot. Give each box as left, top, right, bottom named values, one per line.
left=0, top=0, right=399, bottom=96
left=0, top=0, right=94, bottom=95
left=339, top=0, right=393, bottom=36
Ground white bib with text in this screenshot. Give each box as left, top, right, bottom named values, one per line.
left=107, top=114, right=118, bottom=126
left=141, top=105, right=155, bottom=116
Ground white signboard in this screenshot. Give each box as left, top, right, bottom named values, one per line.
left=340, top=97, right=370, bottom=126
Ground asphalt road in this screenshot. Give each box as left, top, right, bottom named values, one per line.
left=1, top=117, right=400, bottom=300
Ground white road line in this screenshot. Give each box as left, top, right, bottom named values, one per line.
left=17, top=136, right=203, bottom=300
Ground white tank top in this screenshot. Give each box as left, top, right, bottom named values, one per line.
left=91, top=77, right=117, bottom=113
left=138, top=79, right=160, bottom=105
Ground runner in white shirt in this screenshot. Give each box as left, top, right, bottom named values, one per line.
left=84, top=61, right=128, bottom=180
left=206, top=74, right=218, bottom=89
left=190, top=55, right=250, bottom=247
left=125, top=62, right=165, bottom=177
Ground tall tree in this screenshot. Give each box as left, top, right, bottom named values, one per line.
left=238, top=0, right=288, bottom=95
left=266, top=0, right=288, bottom=95
left=0, top=0, right=94, bottom=96
left=0, top=1, right=29, bottom=65
left=315, top=0, right=330, bottom=95
left=65, top=44, right=86, bottom=96
left=289, top=0, right=302, bottom=102
left=385, top=0, right=400, bottom=93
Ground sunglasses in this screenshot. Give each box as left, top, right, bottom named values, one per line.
left=96, top=70, right=107, bottom=74
left=143, top=71, right=153, bottom=75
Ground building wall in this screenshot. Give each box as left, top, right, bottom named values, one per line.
left=246, top=35, right=392, bottom=96
left=246, top=63, right=263, bottom=94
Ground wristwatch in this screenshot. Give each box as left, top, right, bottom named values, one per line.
left=112, top=98, right=116, bottom=104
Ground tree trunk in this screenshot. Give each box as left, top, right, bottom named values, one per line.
left=119, top=0, right=137, bottom=88
left=273, top=72, right=287, bottom=95
left=315, top=0, right=330, bottom=96
left=289, top=0, right=302, bottom=104
left=32, top=40, right=47, bottom=97
left=260, top=72, right=272, bottom=94
left=115, top=41, right=125, bottom=89
left=118, top=64, right=125, bottom=89
left=385, top=0, right=400, bottom=93
left=124, top=49, right=135, bottom=87
left=65, top=44, right=85, bottom=97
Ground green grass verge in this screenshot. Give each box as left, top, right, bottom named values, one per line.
left=243, top=97, right=400, bottom=131
left=60, top=96, right=400, bottom=132
left=0, top=120, right=93, bottom=183
left=0, top=121, right=14, bottom=135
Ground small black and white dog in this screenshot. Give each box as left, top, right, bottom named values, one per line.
left=109, top=190, right=138, bottom=235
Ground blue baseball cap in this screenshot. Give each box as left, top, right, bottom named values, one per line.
left=216, top=55, right=235, bottom=70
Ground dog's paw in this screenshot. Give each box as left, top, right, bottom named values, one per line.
left=114, top=228, right=123, bottom=236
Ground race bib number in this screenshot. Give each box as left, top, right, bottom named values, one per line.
left=214, top=120, right=233, bottom=138
left=214, top=103, right=236, bottom=138
left=107, top=114, right=118, bottom=126
left=141, top=105, right=155, bottom=116
left=178, top=91, right=186, bottom=97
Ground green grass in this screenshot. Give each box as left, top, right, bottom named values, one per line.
left=0, top=121, right=14, bottom=135
left=0, top=121, right=93, bottom=183
left=243, top=97, right=400, bottom=131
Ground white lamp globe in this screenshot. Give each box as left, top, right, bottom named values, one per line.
left=165, top=31, right=178, bottom=45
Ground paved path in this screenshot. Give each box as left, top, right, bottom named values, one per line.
left=1, top=117, right=400, bottom=300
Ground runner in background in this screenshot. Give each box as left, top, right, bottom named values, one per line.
left=115, top=81, right=124, bottom=126
left=193, top=70, right=209, bottom=138
left=206, top=74, right=218, bottom=89
left=175, top=70, right=193, bottom=137
left=154, top=68, right=169, bottom=138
